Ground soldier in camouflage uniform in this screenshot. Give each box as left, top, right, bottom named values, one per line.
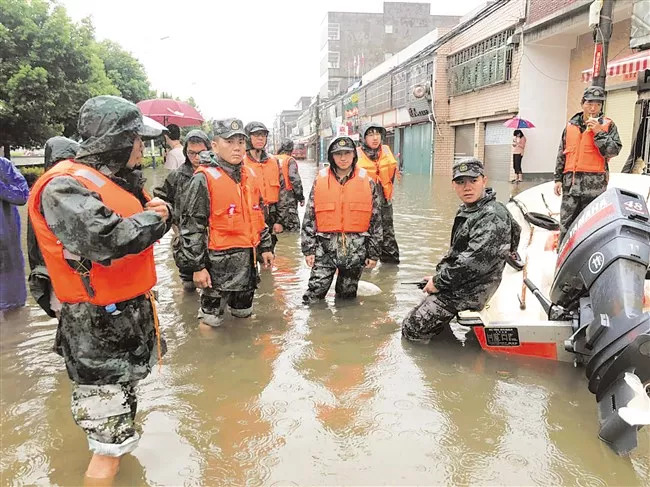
left=243, top=121, right=287, bottom=252
left=276, top=139, right=305, bottom=231
left=178, top=119, right=274, bottom=327
left=154, top=129, right=211, bottom=291
left=27, top=136, right=79, bottom=317
left=402, top=158, right=521, bottom=342
left=301, top=136, right=383, bottom=303
left=27, top=96, right=171, bottom=479
left=357, top=122, right=400, bottom=263
left=554, top=86, right=622, bottom=244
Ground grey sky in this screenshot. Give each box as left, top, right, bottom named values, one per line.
left=61, top=0, right=486, bottom=126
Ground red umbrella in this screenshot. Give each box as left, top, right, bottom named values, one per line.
left=503, top=116, right=535, bottom=129
left=136, top=98, right=204, bottom=127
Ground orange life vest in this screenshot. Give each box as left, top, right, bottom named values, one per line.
left=196, top=164, right=265, bottom=250
left=313, top=166, right=373, bottom=233
left=27, top=160, right=157, bottom=306
left=563, top=118, right=612, bottom=174
left=243, top=153, right=281, bottom=204
left=276, top=154, right=293, bottom=191
left=356, top=144, right=398, bottom=200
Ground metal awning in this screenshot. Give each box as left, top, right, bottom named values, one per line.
left=582, top=50, right=650, bottom=82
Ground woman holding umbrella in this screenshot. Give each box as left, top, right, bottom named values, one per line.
left=504, top=116, right=534, bottom=183
left=511, top=129, right=526, bottom=183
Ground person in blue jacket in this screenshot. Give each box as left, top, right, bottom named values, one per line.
left=0, top=156, right=29, bottom=312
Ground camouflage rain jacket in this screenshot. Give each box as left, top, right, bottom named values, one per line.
left=433, top=189, right=521, bottom=312
left=554, top=112, right=622, bottom=197
left=28, top=97, right=171, bottom=385
left=301, top=164, right=384, bottom=268
left=177, top=154, right=273, bottom=291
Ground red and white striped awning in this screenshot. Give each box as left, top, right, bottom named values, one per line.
left=582, top=50, right=650, bottom=82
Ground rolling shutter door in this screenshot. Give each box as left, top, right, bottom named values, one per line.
left=484, top=121, right=512, bottom=181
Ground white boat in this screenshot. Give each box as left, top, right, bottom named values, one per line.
left=458, top=174, right=650, bottom=455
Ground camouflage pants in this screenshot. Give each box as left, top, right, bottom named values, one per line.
left=71, top=382, right=139, bottom=457
left=172, top=231, right=194, bottom=286
left=282, top=206, right=301, bottom=232
left=303, top=265, right=364, bottom=302
left=401, top=294, right=456, bottom=342
left=200, top=287, right=255, bottom=324
left=380, top=203, right=400, bottom=263
left=559, top=193, right=600, bottom=245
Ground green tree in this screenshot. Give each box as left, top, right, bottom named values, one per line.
left=0, top=0, right=152, bottom=158
left=96, top=40, right=153, bottom=103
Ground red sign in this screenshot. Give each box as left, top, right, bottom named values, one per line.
left=592, top=43, right=604, bottom=78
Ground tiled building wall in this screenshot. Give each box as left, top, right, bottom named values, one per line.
left=566, top=18, right=633, bottom=118
left=432, top=0, right=526, bottom=174
left=527, top=0, right=584, bottom=25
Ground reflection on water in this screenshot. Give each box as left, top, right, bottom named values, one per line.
left=1, top=164, right=648, bottom=486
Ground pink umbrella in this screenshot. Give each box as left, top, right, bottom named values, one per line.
left=503, top=116, right=535, bottom=129
left=136, top=98, right=204, bottom=127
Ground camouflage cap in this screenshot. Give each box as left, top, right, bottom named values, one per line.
left=213, top=118, right=247, bottom=139
left=452, top=157, right=485, bottom=180
left=329, top=136, right=356, bottom=153
left=583, top=86, right=606, bottom=101
left=76, top=95, right=166, bottom=159
left=244, top=121, right=269, bottom=136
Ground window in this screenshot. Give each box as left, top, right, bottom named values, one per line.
left=328, top=51, right=340, bottom=69
left=447, top=28, right=516, bottom=96
left=385, top=24, right=393, bottom=34
left=328, top=80, right=340, bottom=97
left=328, top=23, right=340, bottom=41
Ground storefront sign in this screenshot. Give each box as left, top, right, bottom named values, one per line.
left=406, top=98, right=431, bottom=122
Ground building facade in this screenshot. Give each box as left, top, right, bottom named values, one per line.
left=319, top=2, right=460, bottom=100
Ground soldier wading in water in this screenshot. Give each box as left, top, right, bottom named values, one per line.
left=179, top=119, right=274, bottom=327
left=301, top=136, right=383, bottom=303
left=27, top=95, right=171, bottom=480
left=402, top=158, right=521, bottom=342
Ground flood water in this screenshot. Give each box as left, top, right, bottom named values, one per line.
left=1, top=163, right=649, bottom=486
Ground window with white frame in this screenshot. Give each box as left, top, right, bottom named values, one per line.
left=328, top=23, right=340, bottom=41
left=328, top=51, right=340, bottom=69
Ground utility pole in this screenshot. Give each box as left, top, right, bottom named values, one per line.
left=592, top=0, right=614, bottom=88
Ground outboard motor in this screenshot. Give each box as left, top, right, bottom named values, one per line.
left=544, top=187, right=650, bottom=454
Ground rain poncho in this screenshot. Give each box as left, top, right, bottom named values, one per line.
left=0, top=156, right=29, bottom=310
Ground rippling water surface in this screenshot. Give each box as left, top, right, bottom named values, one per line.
left=1, top=163, right=648, bottom=486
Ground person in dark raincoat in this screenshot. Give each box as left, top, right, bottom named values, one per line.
left=154, top=129, right=211, bottom=291
left=27, top=95, right=171, bottom=480
left=178, top=119, right=274, bottom=328
left=275, top=138, right=305, bottom=231
left=554, top=86, right=622, bottom=244
left=356, top=122, right=400, bottom=263
left=301, top=136, right=383, bottom=304
left=27, top=136, right=79, bottom=317
left=0, top=156, right=29, bottom=312
left=402, top=158, right=521, bottom=342
left=243, top=121, right=287, bottom=252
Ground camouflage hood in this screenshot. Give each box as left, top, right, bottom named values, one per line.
left=183, top=129, right=211, bottom=163
left=359, top=122, right=386, bottom=161
left=44, top=136, right=79, bottom=170
left=278, top=139, right=294, bottom=155
left=327, top=136, right=358, bottom=170
left=75, top=95, right=165, bottom=173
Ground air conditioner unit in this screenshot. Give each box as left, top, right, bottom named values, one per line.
left=413, top=84, right=431, bottom=100
left=506, top=33, right=521, bottom=46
